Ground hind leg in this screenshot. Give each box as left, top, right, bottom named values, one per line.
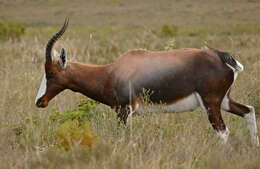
left=197, top=93, right=230, bottom=143
left=207, top=103, right=230, bottom=143
left=221, top=96, right=259, bottom=146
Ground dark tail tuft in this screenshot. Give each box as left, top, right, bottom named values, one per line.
left=207, top=46, right=244, bottom=72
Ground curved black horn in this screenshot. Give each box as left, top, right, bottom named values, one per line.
left=45, top=18, right=69, bottom=62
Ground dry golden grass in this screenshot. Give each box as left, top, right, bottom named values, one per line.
left=0, top=0, right=260, bottom=169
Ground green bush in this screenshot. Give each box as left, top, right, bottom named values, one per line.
left=161, top=24, right=178, bottom=37
left=0, top=22, right=26, bottom=40
left=14, top=98, right=100, bottom=150
left=50, top=99, right=99, bottom=124
left=50, top=99, right=100, bottom=150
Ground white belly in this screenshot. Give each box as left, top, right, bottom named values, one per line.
left=137, top=93, right=200, bottom=113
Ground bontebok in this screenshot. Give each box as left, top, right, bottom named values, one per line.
left=35, top=19, right=259, bottom=146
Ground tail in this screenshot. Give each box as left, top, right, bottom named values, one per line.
left=206, top=46, right=244, bottom=72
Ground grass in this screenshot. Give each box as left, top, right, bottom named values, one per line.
left=0, top=0, right=260, bottom=169
left=0, top=22, right=25, bottom=40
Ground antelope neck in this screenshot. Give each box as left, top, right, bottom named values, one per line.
left=67, top=62, right=111, bottom=104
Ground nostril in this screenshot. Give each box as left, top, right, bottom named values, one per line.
left=36, top=100, right=41, bottom=107
left=36, top=99, right=43, bottom=107
left=36, top=99, right=48, bottom=108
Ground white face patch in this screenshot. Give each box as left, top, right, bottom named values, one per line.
left=35, top=73, right=47, bottom=104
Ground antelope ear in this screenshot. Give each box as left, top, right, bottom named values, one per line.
left=59, top=48, right=67, bottom=69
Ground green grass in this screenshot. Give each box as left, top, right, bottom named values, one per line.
left=0, top=0, right=260, bottom=169
left=0, top=22, right=25, bottom=40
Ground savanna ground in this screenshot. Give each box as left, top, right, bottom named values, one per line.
left=0, top=0, right=260, bottom=168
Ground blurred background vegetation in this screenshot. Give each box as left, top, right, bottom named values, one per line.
left=0, top=0, right=259, bottom=169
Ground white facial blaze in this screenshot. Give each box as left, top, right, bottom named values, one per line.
left=53, top=49, right=59, bottom=60
left=35, top=73, right=47, bottom=104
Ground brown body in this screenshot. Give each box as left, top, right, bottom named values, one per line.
left=48, top=48, right=232, bottom=109
left=35, top=19, right=259, bottom=145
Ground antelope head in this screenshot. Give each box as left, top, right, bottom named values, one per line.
left=35, top=18, right=69, bottom=108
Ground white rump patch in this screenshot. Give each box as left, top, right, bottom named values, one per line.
left=35, top=73, right=47, bottom=104
left=225, top=63, right=235, bottom=72
left=244, top=106, right=259, bottom=146
left=225, top=60, right=244, bottom=73
left=217, top=128, right=230, bottom=144
left=235, top=60, right=244, bottom=72
left=138, top=93, right=200, bottom=113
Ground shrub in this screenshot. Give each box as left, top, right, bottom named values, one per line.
left=55, top=119, right=98, bottom=150
left=51, top=98, right=100, bottom=150
left=50, top=99, right=98, bottom=124
left=0, top=22, right=25, bottom=40
left=161, top=24, right=178, bottom=37
left=14, top=99, right=100, bottom=150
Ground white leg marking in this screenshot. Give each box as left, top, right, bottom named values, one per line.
left=35, top=73, right=47, bottom=104
left=216, top=128, right=230, bottom=144
left=196, top=93, right=230, bottom=144
left=244, top=106, right=259, bottom=146
left=126, top=105, right=134, bottom=123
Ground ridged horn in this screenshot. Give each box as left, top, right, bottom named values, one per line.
left=45, top=18, right=69, bottom=62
